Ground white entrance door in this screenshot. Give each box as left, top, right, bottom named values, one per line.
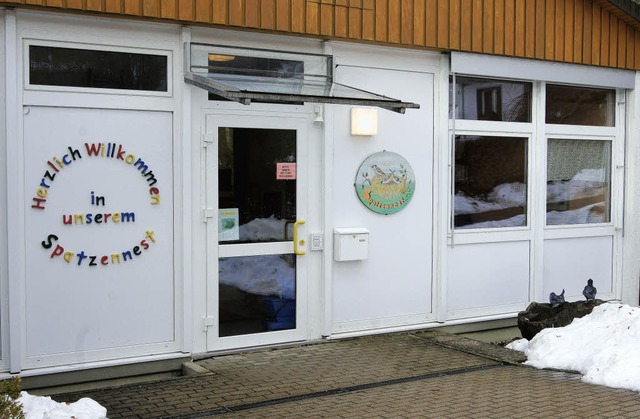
left=204, top=112, right=310, bottom=351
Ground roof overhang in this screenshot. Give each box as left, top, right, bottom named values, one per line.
left=184, top=43, right=420, bottom=114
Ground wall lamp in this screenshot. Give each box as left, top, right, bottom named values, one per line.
left=351, top=108, right=378, bottom=136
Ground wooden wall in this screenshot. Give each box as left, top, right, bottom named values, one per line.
left=2, top=0, right=640, bottom=70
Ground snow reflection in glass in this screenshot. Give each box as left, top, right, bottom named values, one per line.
left=219, top=254, right=296, bottom=337
left=546, top=139, right=611, bottom=225
left=454, top=135, right=528, bottom=229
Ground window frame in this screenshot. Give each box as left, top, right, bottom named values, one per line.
left=449, top=74, right=535, bottom=237
left=542, top=89, right=623, bottom=239
left=449, top=79, right=623, bottom=251
left=23, top=39, right=173, bottom=98
left=544, top=136, right=614, bottom=227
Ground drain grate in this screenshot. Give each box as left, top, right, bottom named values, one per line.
left=166, top=363, right=507, bottom=418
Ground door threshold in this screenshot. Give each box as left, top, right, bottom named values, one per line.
left=194, top=338, right=325, bottom=359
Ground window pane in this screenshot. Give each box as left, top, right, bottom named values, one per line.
left=546, top=84, right=615, bottom=126
left=450, top=76, right=532, bottom=122
left=29, top=46, right=168, bottom=91
left=454, top=136, right=528, bottom=229
left=547, top=139, right=611, bottom=225
left=218, top=127, right=297, bottom=243
left=219, top=254, right=296, bottom=337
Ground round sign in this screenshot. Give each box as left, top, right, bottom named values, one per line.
left=354, top=151, right=416, bottom=214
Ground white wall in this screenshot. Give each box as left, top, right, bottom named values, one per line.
left=9, top=10, right=183, bottom=370
left=330, top=44, right=439, bottom=333
left=23, top=107, right=175, bottom=367
left=0, top=8, right=8, bottom=372
left=622, top=75, right=640, bottom=306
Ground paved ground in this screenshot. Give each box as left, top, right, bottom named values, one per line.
left=55, top=330, right=640, bottom=418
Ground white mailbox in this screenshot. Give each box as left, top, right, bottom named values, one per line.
left=333, top=228, right=370, bottom=261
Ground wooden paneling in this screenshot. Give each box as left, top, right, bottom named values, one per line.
left=563, top=0, right=573, bottom=62
left=388, top=0, right=400, bottom=44
left=213, top=0, right=227, bottom=24
left=413, top=0, right=424, bottom=46
left=494, top=0, right=505, bottom=55
left=436, top=0, right=447, bottom=48
left=2, top=0, right=640, bottom=70
left=514, top=0, right=525, bottom=56
left=362, top=0, right=374, bottom=40
left=143, top=0, right=160, bottom=17
left=86, top=0, right=103, bottom=12
left=471, top=0, right=483, bottom=53
left=66, top=0, right=84, bottom=9
left=424, top=0, right=436, bottom=47
left=573, top=0, right=583, bottom=63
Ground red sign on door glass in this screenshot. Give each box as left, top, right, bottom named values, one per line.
left=276, top=162, right=296, bottom=180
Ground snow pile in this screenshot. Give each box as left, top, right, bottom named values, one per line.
left=507, top=303, right=640, bottom=392
left=17, top=391, right=107, bottom=419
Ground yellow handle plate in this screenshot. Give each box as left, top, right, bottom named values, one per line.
left=293, top=219, right=306, bottom=255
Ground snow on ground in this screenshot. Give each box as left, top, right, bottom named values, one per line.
left=17, top=391, right=107, bottom=419
left=507, top=302, right=640, bottom=392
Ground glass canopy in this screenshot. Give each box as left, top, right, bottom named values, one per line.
left=185, top=43, right=420, bottom=113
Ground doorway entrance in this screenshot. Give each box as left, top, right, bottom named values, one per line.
left=205, top=113, right=310, bottom=351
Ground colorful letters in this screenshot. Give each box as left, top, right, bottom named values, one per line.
left=32, top=142, right=163, bottom=269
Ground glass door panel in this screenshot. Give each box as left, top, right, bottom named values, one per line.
left=218, top=127, right=298, bottom=337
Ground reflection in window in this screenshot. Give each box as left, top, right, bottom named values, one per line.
left=29, top=45, right=168, bottom=91
left=219, top=254, right=296, bottom=337
left=207, top=54, right=304, bottom=102
left=450, top=76, right=532, bottom=122
left=218, top=127, right=296, bottom=243
left=546, top=85, right=615, bottom=126
left=547, top=139, right=611, bottom=225
left=454, top=136, right=528, bottom=229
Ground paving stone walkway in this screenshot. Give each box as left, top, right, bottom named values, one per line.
left=56, top=331, right=640, bottom=418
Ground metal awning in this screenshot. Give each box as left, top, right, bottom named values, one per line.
left=185, top=43, right=420, bottom=113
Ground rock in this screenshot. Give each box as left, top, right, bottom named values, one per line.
left=517, top=300, right=605, bottom=340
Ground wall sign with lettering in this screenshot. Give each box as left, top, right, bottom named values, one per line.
left=354, top=151, right=416, bottom=215
left=23, top=106, right=175, bottom=359
left=31, top=142, right=161, bottom=267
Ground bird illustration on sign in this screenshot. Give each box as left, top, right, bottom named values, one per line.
left=355, top=151, right=415, bottom=215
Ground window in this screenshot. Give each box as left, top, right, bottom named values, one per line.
left=29, top=45, right=168, bottom=92
left=454, top=136, right=528, bottom=229
left=449, top=77, right=618, bottom=231
left=546, top=84, right=615, bottom=126
left=450, top=76, right=532, bottom=122
left=546, top=139, right=611, bottom=225
left=207, top=54, right=304, bottom=102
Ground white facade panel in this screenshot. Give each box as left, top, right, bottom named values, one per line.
left=23, top=107, right=175, bottom=367
left=447, top=241, right=530, bottom=317
left=0, top=8, right=8, bottom=372
left=451, top=51, right=635, bottom=89
left=330, top=46, right=437, bottom=333
left=543, top=237, right=614, bottom=302
left=622, top=74, right=640, bottom=306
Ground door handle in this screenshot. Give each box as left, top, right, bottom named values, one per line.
left=293, top=219, right=306, bottom=255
